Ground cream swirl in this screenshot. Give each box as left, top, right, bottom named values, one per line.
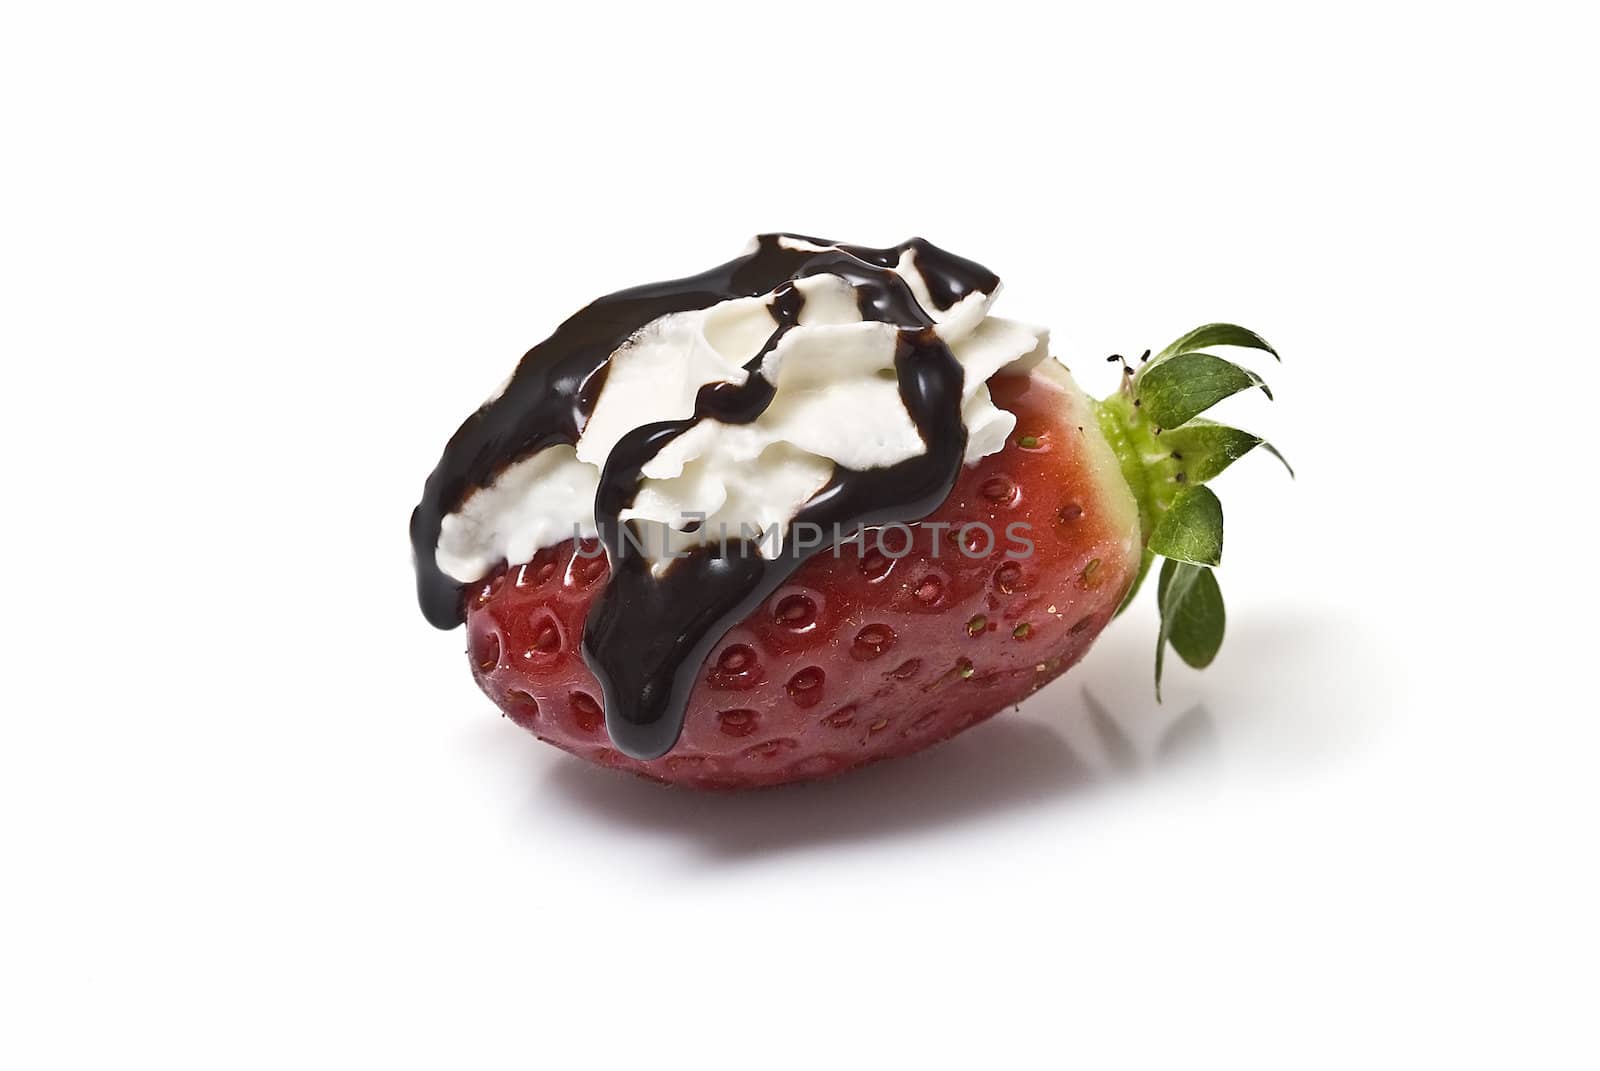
left=434, top=237, right=1047, bottom=584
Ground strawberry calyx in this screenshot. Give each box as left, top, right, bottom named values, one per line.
left=1093, top=324, right=1290, bottom=698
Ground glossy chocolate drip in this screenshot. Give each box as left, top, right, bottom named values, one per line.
left=411, top=235, right=997, bottom=758
left=409, top=240, right=815, bottom=628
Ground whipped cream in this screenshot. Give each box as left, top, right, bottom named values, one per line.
left=435, top=242, right=1048, bottom=585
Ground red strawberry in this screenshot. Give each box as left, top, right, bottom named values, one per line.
left=413, top=235, right=1283, bottom=789
left=464, top=365, right=1143, bottom=788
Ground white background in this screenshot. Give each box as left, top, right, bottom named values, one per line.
left=3, top=2, right=1596, bottom=1067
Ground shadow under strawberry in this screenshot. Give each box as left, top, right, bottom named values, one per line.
left=522, top=690, right=1216, bottom=861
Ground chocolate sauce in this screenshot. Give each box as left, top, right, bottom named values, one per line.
left=410, top=235, right=1000, bottom=759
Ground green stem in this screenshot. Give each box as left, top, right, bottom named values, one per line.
left=1096, top=391, right=1191, bottom=611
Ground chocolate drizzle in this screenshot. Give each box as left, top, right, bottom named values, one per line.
left=410, top=235, right=1001, bottom=759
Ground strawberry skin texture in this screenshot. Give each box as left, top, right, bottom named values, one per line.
left=464, top=364, right=1141, bottom=788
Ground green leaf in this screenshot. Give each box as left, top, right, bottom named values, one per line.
left=1257, top=440, right=1294, bottom=478
left=1159, top=420, right=1295, bottom=483
left=1155, top=322, right=1279, bottom=363
left=1148, top=486, right=1223, bottom=566
left=1157, top=559, right=1225, bottom=668
left=1155, top=559, right=1205, bottom=699
left=1138, top=353, right=1272, bottom=429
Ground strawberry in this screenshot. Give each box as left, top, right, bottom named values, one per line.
left=464, top=364, right=1145, bottom=788
left=416, top=233, right=1285, bottom=789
